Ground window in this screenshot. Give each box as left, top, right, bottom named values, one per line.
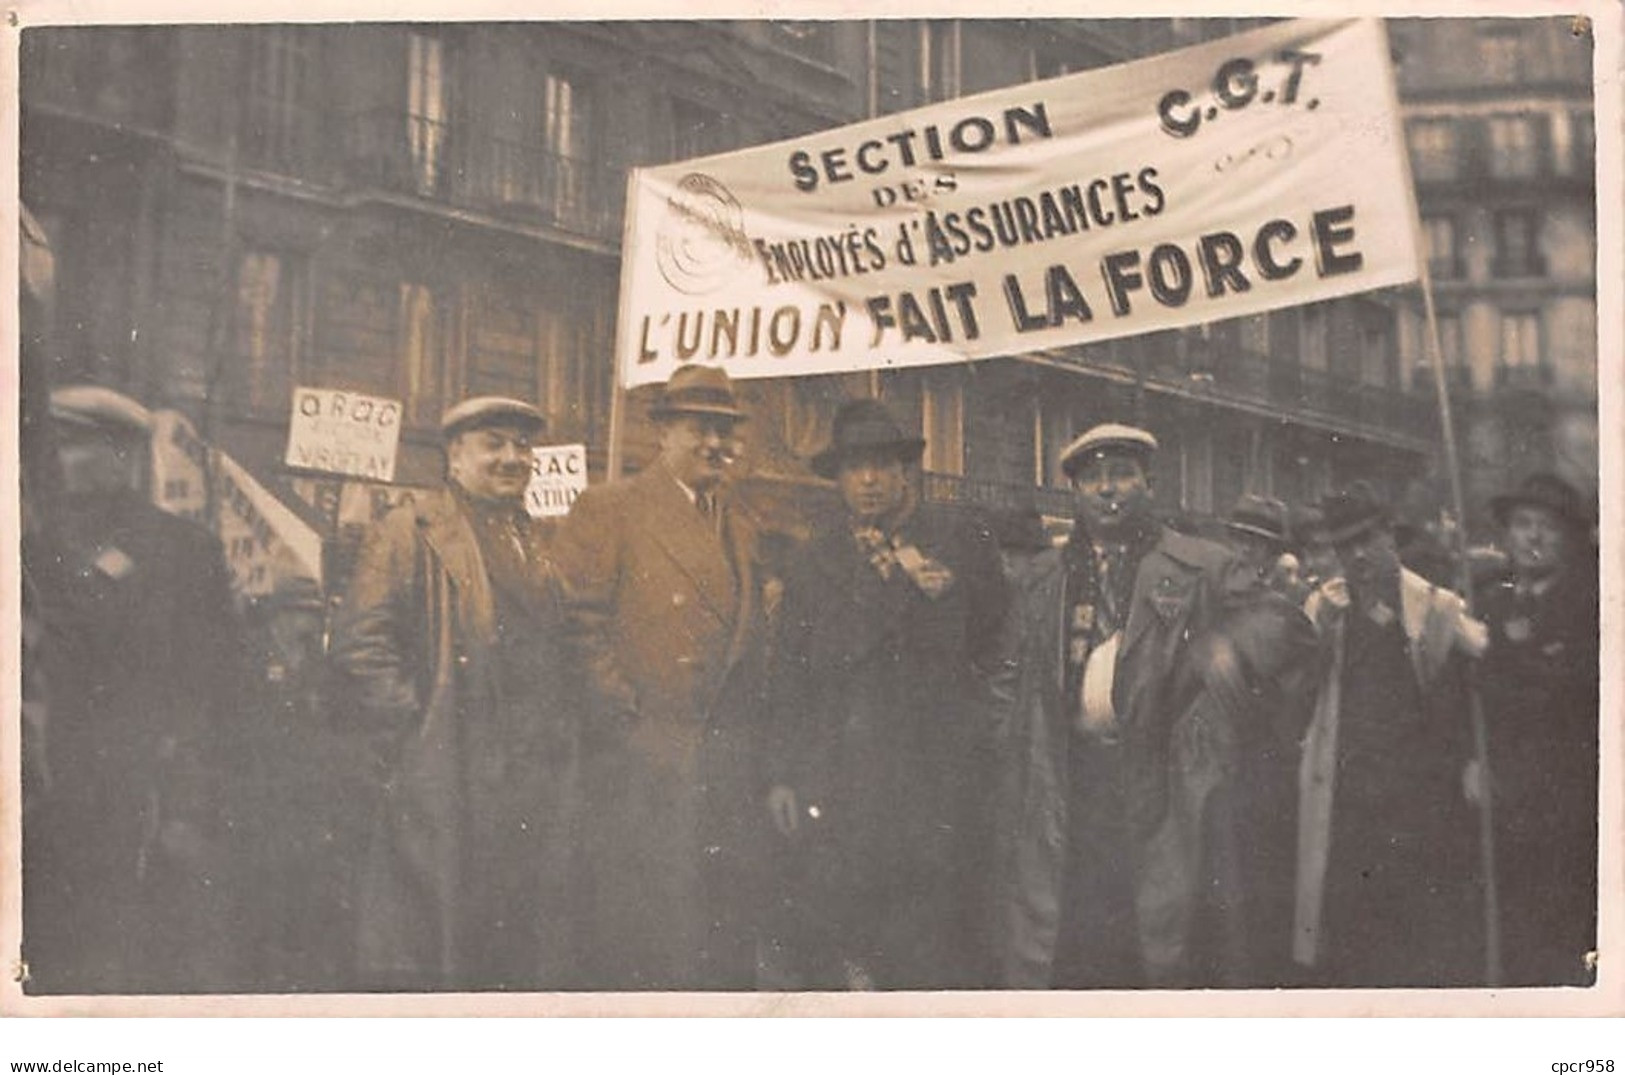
left=543, top=72, right=594, bottom=227
left=1486, top=115, right=1543, bottom=179
left=1493, top=210, right=1543, bottom=277
left=1478, top=28, right=1525, bottom=84
left=1422, top=215, right=1461, bottom=279
left=398, top=282, right=443, bottom=425
left=922, top=21, right=961, bottom=103
left=1359, top=321, right=1391, bottom=387
left=407, top=32, right=447, bottom=196
left=770, top=21, right=836, bottom=64
left=1407, top=119, right=1458, bottom=182
left=1500, top=312, right=1541, bottom=368
left=672, top=98, right=731, bottom=161
left=235, top=250, right=305, bottom=411
left=922, top=371, right=964, bottom=475
left=1299, top=304, right=1328, bottom=370
left=242, top=28, right=313, bottom=173
left=1437, top=313, right=1464, bottom=368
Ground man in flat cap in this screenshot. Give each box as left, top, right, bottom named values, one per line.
left=555, top=365, right=768, bottom=989
left=761, top=398, right=1006, bottom=989
left=330, top=396, right=581, bottom=991
left=1476, top=473, right=1598, bottom=985
left=22, top=386, right=245, bottom=993
left=1292, top=481, right=1488, bottom=987
left=992, top=423, right=1315, bottom=988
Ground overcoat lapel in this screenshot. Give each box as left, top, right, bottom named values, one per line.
left=416, top=491, right=495, bottom=645
left=635, top=467, right=739, bottom=630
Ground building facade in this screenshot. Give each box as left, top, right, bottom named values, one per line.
left=22, top=17, right=1589, bottom=577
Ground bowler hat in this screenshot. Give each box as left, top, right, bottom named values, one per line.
left=648, top=365, right=749, bottom=423
left=1223, top=493, right=1289, bottom=544
left=440, top=396, right=547, bottom=440
left=1318, top=481, right=1391, bottom=546
left=1489, top=472, right=1590, bottom=533
left=810, top=398, right=926, bottom=480
left=49, top=384, right=153, bottom=435
left=1059, top=423, right=1158, bottom=479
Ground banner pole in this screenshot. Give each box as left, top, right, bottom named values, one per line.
left=608, top=167, right=644, bottom=483
left=1379, top=14, right=1501, bottom=984
left=1419, top=248, right=1503, bottom=989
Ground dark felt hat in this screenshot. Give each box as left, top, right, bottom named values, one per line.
left=440, top=396, right=547, bottom=440
left=1489, top=472, right=1590, bottom=533
left=648, top=365, right=749, bottom=423
left=1058, top=423, right=1158, bottom=479
left=1317, top=481, right=1392, bottom=546
left=810, top=398, right=926, bottom=480
left=1223, top=493, right=1290, bottom=544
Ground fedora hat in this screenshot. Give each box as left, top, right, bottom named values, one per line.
left=1223, top=493, right=1289, bottom=544
left=440, top=396, right=547, bottom=440
left=1059, top=422, right=1158, bottom=479
left=1317, top=481, right=1391, bottom=546
left=648, top=365, right=749, bottom=423
left=1489, top=472, right=1590, bottom=533
left=810, top=398, right=926, bottom=480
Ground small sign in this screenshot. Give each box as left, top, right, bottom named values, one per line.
left=526, top=443, right=588, bottom=518
left=285, top=387, right=403, bottom=482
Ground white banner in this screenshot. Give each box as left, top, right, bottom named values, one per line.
left=152, top=410, right=325, bottom=595
left=284, top=386, right=403, bottom=482
left=617, top=18, right=1420, bottom=389
left=525, top=443, right=588, bottom=518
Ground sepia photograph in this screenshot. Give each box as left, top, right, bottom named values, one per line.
left=3, top=0, right=1620, bottom=1041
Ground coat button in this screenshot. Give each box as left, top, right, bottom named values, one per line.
left=457, top=654, right=470, bottom=666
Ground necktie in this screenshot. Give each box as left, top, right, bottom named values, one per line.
left=698, top=492, right=721, bottom=535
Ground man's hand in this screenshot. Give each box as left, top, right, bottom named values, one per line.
left=767, top=785, right=800, bottom=837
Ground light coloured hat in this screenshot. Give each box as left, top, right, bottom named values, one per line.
left=648, top=365, right=749, bottom=423
left=440, top=396, right=547, bottom=440
left=49, top=384, right=154, bottom=435
left=1059, top=422, right=1158, bottom=478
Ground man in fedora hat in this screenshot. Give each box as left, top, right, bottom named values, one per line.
left=991, top=423, right=1317, bottom=989
left=22, top=385, right=246, bottom=993
left=330, top=395, right=582, bottom=991
left=1292, top=481, right=1489, bottom=987
left=1476, top=473, right=1598, bottom=985
left=762, top=397, right=1006, bottom=988
left=555, top=365, right=768, bottom=990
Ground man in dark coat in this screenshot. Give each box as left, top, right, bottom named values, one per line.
left=992, top=425, right=1315, bottom=989
left=329, top=396, right=581, bottom=991
left=1292, top=482, right=1488, bottom=987
left=22, top=386, right=245, bottom=994
left=1477, top=473, right=1598, bottom=985
left=763, top=398, right=1006, bottom=989
left=555, top=366, right=767, bottom=990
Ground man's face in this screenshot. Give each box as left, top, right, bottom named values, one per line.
left=1506, top=504, right=1567, bottom=577
left=1231, top=531, right=1282, bottom=577
left=1301, top=539, right=1342, bottom=585
left=1335, top=525, right=1400, bottom=599
left=56, top=422, right=146, bottom=498
left=1070, top=451, right=1152, bottom=540
left=837, top=449, right=909, bottom=523
left=659, top=413, right=739, bottom=492
left=446, top=423, right=537, bottom=502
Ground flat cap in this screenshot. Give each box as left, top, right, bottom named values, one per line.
left=440, top=396, right=547, bottom=440
left=1059, top=422, right=1158, bottom=478
left=49, top=384, right=153, bottom=435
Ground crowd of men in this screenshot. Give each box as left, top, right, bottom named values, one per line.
left=19, top=366, right=1599, bottom=994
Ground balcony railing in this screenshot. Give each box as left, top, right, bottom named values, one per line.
left=345, top=109, right=618, bottom=242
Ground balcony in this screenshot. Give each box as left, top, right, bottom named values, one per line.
left=345, top=110, right=618, bottom=242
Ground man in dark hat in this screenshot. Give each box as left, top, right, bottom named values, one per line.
left=329, top=395, right=582, bottom=991
left=1477, top=473, right=1598, bottom=985
left=1222, top=493, right=1294, bottom=591
left=991, top=423, right=1316, bottom=989
left=1293, top=481, right=1488, bottom=987
left=555, top=365, right=768, bottom=990
left=22, top=386, right=246, bottom=993
left=761, top=397, right=1006, bottom=989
